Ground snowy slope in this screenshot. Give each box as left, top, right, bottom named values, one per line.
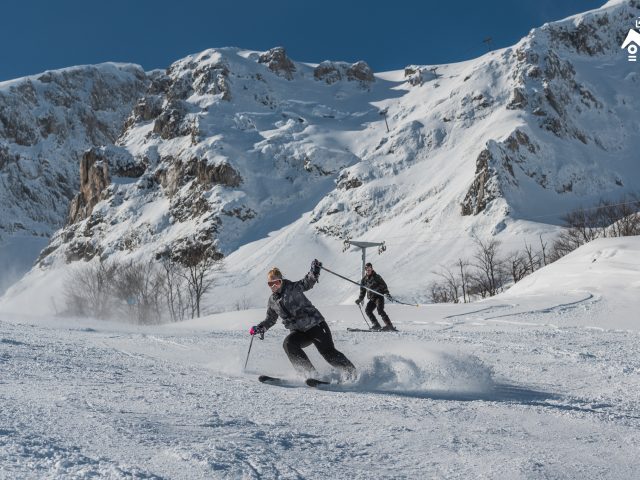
left=502, top=235, right=640, bottom=329
left=2, top=1, right=640, bottom=315
left=1, top=236, right=639, bottom=478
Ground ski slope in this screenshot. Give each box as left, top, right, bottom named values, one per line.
left=1, top=237, right=639, bottom=478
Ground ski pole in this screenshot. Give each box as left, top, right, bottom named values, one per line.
left=320, top=265, right=381, bottom=294
left=244, top=329, right=265, bottom=371
left=357, top=303, right=371, bottom=329
left=243, top=335, right=255, bottom=371
left=320, top=265, right=420, bottom=307
left=385, top=295, right=420, bottom=307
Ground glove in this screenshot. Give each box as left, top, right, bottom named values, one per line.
left=385, top=294, right=393, bottom=302
left=355, top=298, right=362, bottom=305
left=310, top=259, right=322, bottom=278
left=249, top=325, right=266, bottom=336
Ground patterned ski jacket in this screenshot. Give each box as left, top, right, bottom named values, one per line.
left=358, top=271, right=389, bottom=301
left=258, top=272, right=325, bottom=332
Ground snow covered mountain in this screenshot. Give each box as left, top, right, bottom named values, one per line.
left=1, top=0, right=639, bottom=314
left=0, top=64, right=148, bottom=292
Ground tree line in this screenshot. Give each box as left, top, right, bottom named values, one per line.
left=429, top=196, right=640, bottom=303
left=63, top=246, right=222, bottom=324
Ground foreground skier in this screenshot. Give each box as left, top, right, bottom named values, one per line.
left=250, top=260, right=356, bottom=379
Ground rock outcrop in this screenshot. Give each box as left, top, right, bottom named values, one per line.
left=258, top=47, right=296, bottom=80
left=68, top=149, right=111, bottom=224
left=313, top=60, right=375, bottom=86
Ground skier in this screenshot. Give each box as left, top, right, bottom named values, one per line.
left=355, top=262, right=397, bottom=331
left=250, top=260, right=356, bottom=379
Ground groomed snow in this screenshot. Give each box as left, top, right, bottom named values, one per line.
left=1, top=237, right=639, bottom=478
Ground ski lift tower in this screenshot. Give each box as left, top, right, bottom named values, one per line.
left=343, top=239, right=386, bottom=277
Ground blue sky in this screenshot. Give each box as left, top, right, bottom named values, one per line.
left=1, top=0, right=606, bottom=81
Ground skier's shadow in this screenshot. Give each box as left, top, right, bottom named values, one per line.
left=321, top=382, right=639, bottom=420
left=322, top=381, right=555, bottom=403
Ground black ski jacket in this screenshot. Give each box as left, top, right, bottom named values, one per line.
left=358, top=271, right=389, bottom=301
left=259, top=272, right=325, bottom=332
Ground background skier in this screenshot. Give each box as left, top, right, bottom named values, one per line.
left=355, top=262, right=396, bottom=331
left=250, top=260, right=356, bottom=378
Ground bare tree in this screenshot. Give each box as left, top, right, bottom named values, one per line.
left=457, top=258, right=470, bottom=303
left=160, top=256, right=190, bottom=322
left=539, top=234, right=549, bottom=266
left=593, top=200, right=613, bottom=238
left=435, top=266, right=462, bottom=303
left=613, top=210, right=640, bottom=237
left=602, top=197, right=640, bottom=237
left=64, top=258, right=119, bottom=319
left=466, top=276, right=490, bottom=299
left=112, top=259, right=165, bottom=324
left=178, top=244, right=224, bottom=318
left=63, top=248, right=226, bottom=323
left=506, top=250, right=529, bottom=284
left=470, top=236, right=506, bottom=297
left=562, top=207, right=600, bottom=244
left=549, top=196, right=640, bottom=262
left=428, top=281, right=452, bottom=303
left=523, top=241, right=540, bottom=274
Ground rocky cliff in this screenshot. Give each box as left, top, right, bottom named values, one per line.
left=0, top=64, right=147, bottom=291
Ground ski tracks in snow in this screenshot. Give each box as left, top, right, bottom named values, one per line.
left=481, top=293, right=596, bottom=321
left=433, top=292, right=598, bottom=330
left=2, top=305, right=640, bottom=478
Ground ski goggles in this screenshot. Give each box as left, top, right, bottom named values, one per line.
left=267, top=279, right=282, bottom=287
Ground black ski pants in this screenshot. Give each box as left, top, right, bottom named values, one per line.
left=365, top=297, right=391, bottom=326
left=283, top=321, right=355, bottom=375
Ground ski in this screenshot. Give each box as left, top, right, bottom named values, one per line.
left=347, top=328, right=398, bottom=332
left=258, top=375, right=287, bottom=385
left=258, top=375, right=330, bottom=388
left=305, top=378, right=330, bottom=387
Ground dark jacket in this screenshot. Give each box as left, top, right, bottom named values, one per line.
left=259, top=272, right=324, bottom=332
left=358, top=271, right=389, bottom=301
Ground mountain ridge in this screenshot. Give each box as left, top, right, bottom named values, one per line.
left=1, top=0, right=639, bottom=313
